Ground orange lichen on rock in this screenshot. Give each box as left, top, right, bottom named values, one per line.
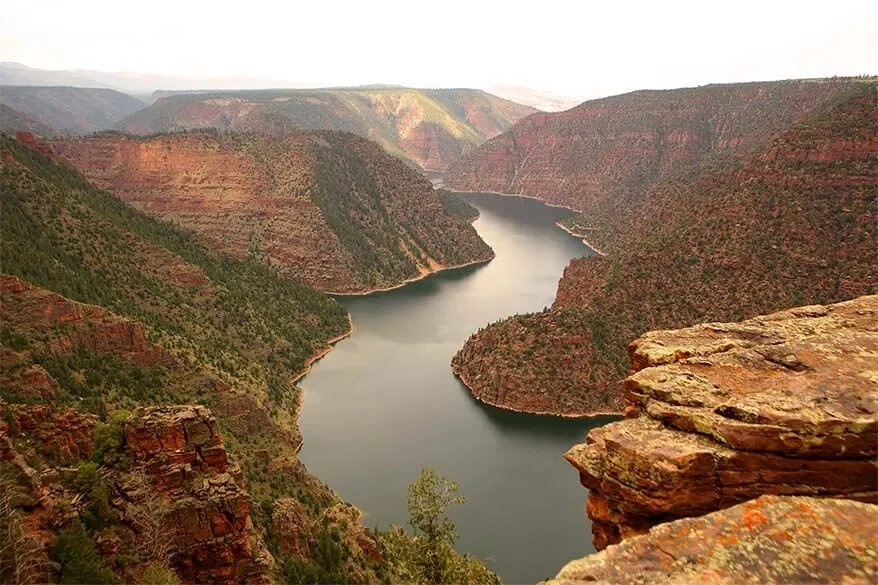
left=546, top=495, right=878, bottom=585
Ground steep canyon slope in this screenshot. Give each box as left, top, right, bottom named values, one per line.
left=452, top=82, right=877, bottom=416
left=115, top=88, right=536, bottom=170
left=53, top=130, right=494, bottom=293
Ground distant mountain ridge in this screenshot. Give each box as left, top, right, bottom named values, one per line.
left=0, top=61, right=294, bottom=96
left=0, top=61, right=117, bottom=89
left=114, top=88, right=537, bottom=170
left=0, top=85, right=145, bottom=133
left=0, top=103, right=57, bottom=135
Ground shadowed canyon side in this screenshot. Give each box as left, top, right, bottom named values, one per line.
left=545, top=496, right=878, bottom=585
left=0, top=104, right=57, bottom=136
left=114, top=88, right=537, bottom=171
left=0, top=134, right=358, bottom=583
left=0, top=133, right=499, bottom=584
left=451, top=82, right=877, bottom=417
left=550, top=297, right=878, bottom=584
left=0, top=85, right=145, bottom=134
left=52, top=130, right=494, bottom=294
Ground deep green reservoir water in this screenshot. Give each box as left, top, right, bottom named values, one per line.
left=299, top=193, right=613, bottom=583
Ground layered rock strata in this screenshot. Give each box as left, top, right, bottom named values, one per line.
left=53, top=131, right=494, bottom=293
left=565, top=296, right=878, bottom=549
left=446, top=79, right=866, bottom=249
left=122, top=406, right=271, bottom=584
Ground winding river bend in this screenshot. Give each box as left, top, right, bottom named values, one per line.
left=299, top=193, right=613, bottom=583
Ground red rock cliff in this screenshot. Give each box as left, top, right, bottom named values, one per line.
left=446, top=79, right=866, bottom=252
left=123, top=406, right=271, bottom=584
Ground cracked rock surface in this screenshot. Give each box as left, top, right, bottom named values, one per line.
left=565, top=295, right=878, bottom=549
left=546, top=495, right=878, bottom=584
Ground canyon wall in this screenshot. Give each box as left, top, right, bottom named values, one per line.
left=54, top=131, right=494, bottom=293
left=446, top=79, right=865, bottom=253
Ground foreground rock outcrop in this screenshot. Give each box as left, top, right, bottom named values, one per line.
left=565, top=296, right=878, bottom=549
left=547, top=495, right=878, bottom=584
left=123, top=406, right=271, bottom=584
left=0, top=404, right=270, bottom=584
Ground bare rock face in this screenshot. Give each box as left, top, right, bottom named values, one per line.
left=547, top=495, right=878, bottom=585
left=271, top=498, right=310, bottom=558
left=0, top=402, right=97, bottom=465
left=123, top=406, right=271, bottom=584
left=565, top=296, right=878, bottom=549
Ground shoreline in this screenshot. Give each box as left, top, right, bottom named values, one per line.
left=291, top=312, right=355, bottom=385
left=449, top=188, right=583, bottom=213
left=323, top=208, right=490, bottom=297
left=292, top=313, right=354, bottom=454
left=322, top=253, right=495, bottom=297
left=450, top=189, right=606, bottom=257
left=554, top=221, right=607, bottom=257
left=451, top=364, right=623, bottom=420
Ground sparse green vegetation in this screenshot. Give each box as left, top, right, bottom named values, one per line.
left=375, top=468, right=500, bottom=585
left=437, top=189, right=481, bottom=222
left=51, top=520, right=122, bottom=585
left=310, top=132, right=493, bottom=289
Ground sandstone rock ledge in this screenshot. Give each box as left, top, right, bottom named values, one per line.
left=546, top=495, right=878, bottom=584
left=565, top=295, right=878, bottom=549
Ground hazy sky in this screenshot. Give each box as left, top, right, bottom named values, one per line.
left=2, top=0, right=876, bottom=99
